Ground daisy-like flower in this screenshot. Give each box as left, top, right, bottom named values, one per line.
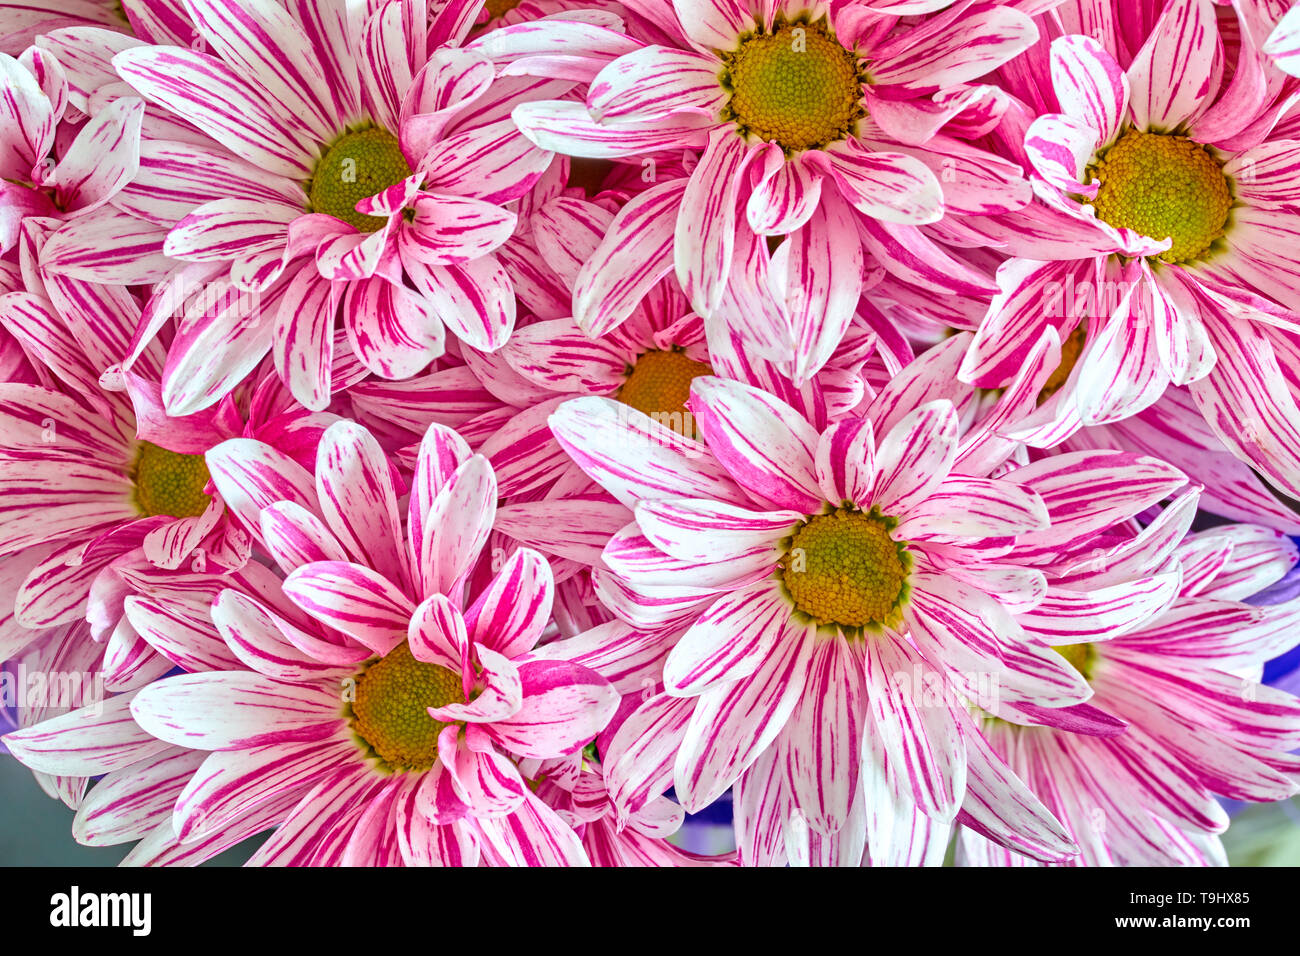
left=81, top=0, right=567, bottom=413
left=960, top=0, right=1300, bottom=501
left=498, top=186, right=871, bottom=445
left=952, top=513, right=1300, bottom=866
left=0, top=270, right=340, bottom=643
left=511, top=0, right=1040, bottom=378
left=3, top=419, right=620, bottom=865
left=548, top=370, right=1189, bottom=843
left=0, top=44, right=143, bottom=254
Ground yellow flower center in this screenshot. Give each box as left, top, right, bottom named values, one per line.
left=132, top=441, right=212, bottom=518
left=307, top=127, right=413, bottom=233
left=617, top=349, right=714, bottom=437
left=721, top=19, right=865, bottom=154
left=350, top=642, right=464, bottom=773
left=1087, top=129, right=1232, bottom=264
left=781, top=508, right=910, bottom=629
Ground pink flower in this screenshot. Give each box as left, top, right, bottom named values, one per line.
left=0, top=276, right=334, bottom=659
left=953, top=515, right=1300, bottom=865
left=5, top=419, right=620, bottom=864
left=509, top=0, right=1037, bottom=380
left=0, top=45, right=143, bottom=254
left=546, top=368, right=1188, bottom=852
left=961, top=0, right=1300, bottom=504
left=59, top=0, right=568, bottom=413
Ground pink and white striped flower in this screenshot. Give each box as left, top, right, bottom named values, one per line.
left=89, top=0, right=565, bottom=413
left=547, top=369, right=1190, bottom=847
left=0, top=44, right=143, bottom=255
left=2, top=419, right=620, bottom=865
left=961, top=0, right=1300, bottom=502
left=509, top=0, right=1039, bottom=379
left=951, top=514, right=1300, bottom=866
left=0, top=268, right=339, bottom=658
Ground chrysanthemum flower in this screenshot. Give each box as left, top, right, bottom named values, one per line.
left=0, top=274, right=338, bottom=641
left=83, top=0, right=570, bottom=413
left=952, top=514, right=1300, bottom=866
left=548, top=372, right=1189, bottom=843
left=511, top=0, right=1039, bottom=378
left=960, top=0, right=1300, bottom=501
left=497, top=185, right=871, bottom=444
left=2, top=419, right=620, bottom=865
left=0, top=44, right=143, bottom=254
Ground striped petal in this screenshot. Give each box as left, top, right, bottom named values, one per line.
left=315, top=420, right=411, bottom=592
left=634, top=498, right=797, bottom=566
left=1050, top=35, right=1127, bottom=146
left=3, top=692, right=168, bottom=776
left=283, top=561, right=415, bottom=654
left=664, top=582, right=791, bottom=696
left=689, top=377, right=823, bottom=512
left=113, top=45, right=315, bottom=178
left=129, top=671, right=341, bottom=749
left=673, top=620, right=815, bottom=811
left=783, top=633, right=865, bottom=836
left=675, top=128, right=759, bottom=317
left=549, top=396, right=747, bottom=509
left=486, top=659, right=619, bottom=759
left=463, top=547, right=553, bottom=659
left=863, top=630, right=966, bottom=821
left=1125, top=0, right=1216, bottom=132
left=869, top=400, right=959, bottom=517
left=586, top=44, right=725, bottom=122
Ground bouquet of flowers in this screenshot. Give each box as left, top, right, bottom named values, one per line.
left=2, top=0, right=1300, bottom=868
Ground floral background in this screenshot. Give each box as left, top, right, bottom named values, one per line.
left=5, top=0, right=1300, bottom=867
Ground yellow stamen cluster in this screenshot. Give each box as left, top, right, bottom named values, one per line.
left=132, top=441, right=212, bottom=519
left=781, top=508, right=910, bottom=629
left=1088, top=129, right=1233, bottom=264
left=720, top=19, right=865, bottom=154
left=350, top=642, right=464, bottom=772
left=308, top=127, right=413, bottom=233
left=618, top=349, right=714, bottom=436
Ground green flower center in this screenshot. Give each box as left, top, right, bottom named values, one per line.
left=350, top=642, right=464, bottom=773
left=720, top=19, right=865, bottom=154
left=781, top=508, right=910, bottom=629
left=1087, top=129, right=1232, bottom=264
left=132, top=441, right=212, bottom=518
left=307, top=127, right=413, bottom=233
left=618, top=349, right=714, bottom=436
